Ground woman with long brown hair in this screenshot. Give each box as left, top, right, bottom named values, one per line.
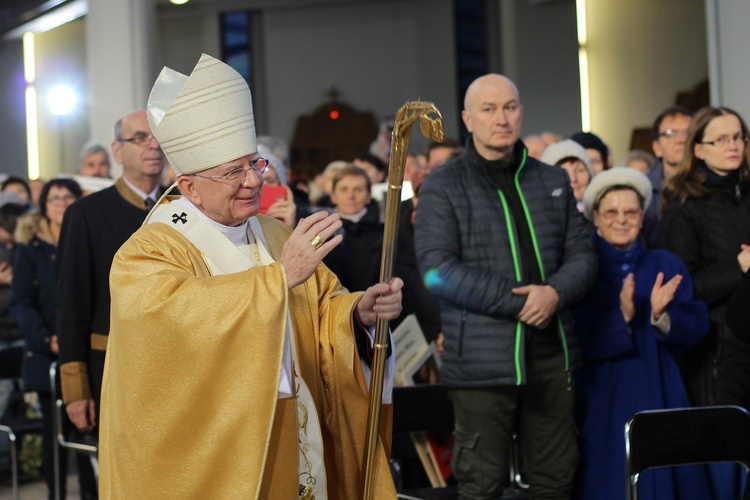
left=659, top=106, right=750, bottom=498
left=660, top=106, right=750, bottom=406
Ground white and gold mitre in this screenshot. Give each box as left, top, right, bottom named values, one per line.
left=146, top=53, right=257, bottom=176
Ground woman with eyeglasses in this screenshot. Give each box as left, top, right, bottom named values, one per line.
left=659, top=107, right=750, bottom=404
left=658, top=106, right=750, bottom=498
left=572, top=168, right=711, bottom=500
left=9, top=178, right=96, bottom=499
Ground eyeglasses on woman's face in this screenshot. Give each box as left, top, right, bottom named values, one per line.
left=699, top=133, right=748, bottom=148
left=47, top=194, right=76, bottom=204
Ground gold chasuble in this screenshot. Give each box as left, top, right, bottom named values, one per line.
left=99, top=208, right=394, bottom=499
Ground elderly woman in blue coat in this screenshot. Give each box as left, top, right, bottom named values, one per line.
left=572, top=167, right=713, bottom=500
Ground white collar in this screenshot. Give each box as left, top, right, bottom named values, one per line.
left=338, top=207, right=368, bottom=223
left=123, top=176, right=159, bottom=201
left=172, top=196, right=251, bottom=246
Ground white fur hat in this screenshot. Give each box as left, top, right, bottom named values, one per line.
left=582, top=166, right=653, bottom=221
left=146, top=53, right=257, bottom=176
left=540, top=139, right=594, bottom=179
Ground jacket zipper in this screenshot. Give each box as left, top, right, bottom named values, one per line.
left=496, top=189, right=525, bottom=385
left=513, top=149, right=571, bottom=376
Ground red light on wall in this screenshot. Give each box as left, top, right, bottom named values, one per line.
left=329, top=110, right=340, bottom=120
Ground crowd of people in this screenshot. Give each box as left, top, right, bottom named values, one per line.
left=0, top=59, right=748, bottom=500
left=414, top=81, right=750, bottom=499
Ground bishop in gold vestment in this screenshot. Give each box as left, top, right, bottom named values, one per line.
left=98, top=53, right=400, bottom=499
left=100, top=213, right=395, bottom=499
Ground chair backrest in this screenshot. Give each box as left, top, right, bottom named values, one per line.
left=0, top=346, right=23, bottom=379
left=625, top=406, right=750, bottom=499
left=392, top=384, right=453, bottom=434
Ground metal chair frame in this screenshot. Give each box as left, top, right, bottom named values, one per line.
left=0, top=417, right=44, bottom=500
left=625, top=405, right=750, bottom=500
left=0, top=365, right=44, bottom=500
left=49, top=362, right=98, bottom=500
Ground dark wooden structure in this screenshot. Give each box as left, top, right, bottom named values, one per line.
left=290, top=97, right=379, bottom=178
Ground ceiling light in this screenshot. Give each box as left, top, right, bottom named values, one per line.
left=48, top=85, right=77, bottom=116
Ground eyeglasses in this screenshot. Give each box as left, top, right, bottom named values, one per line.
left=598, top=209, right=642, bottom=222
left=46, top=194, right=77, bottom=204
left=699, top=133, right=749, bottom=148
left=191, top=158, right=269, bottom=185
left=118, top=133, right=156, bottom=146
left=659, top=129, right=689, bottom=140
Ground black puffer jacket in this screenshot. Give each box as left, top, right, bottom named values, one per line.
left=658, top=165, right=750, bottom=406
left=415, top=139, right=597, bottom=388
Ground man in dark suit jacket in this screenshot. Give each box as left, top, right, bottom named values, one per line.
left=57, top=110, right=166, bottom=433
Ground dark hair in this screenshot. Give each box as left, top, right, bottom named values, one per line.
left=332, top=165, right=372, bottom=192
left=593, top=184, right=646, bottom=212
left=352, top=152, right=387, bottom=174
left=426, top=137, right=461, bottom=158
left=652, top=106, right=692, bottom=138
left=663, top=106, right=750, bottom=207
left=0, top=203, right=25, bottom=235
left=39, top=178, right=83, bottom=219
left=570, top=131, right=609, bottom=170
left=1, top=176, right=31, bottom=201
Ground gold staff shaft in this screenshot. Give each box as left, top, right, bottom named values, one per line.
left=359, top=101, right=443, bottom=499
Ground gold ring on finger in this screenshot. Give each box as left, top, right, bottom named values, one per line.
left=310, top=234, right=323, bottom=249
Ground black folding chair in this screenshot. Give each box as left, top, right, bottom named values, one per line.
left=49, top=362, right=98, bottom=500
left=0, top=346, right=43, bottom=500
left=392, top=384, right=456, bottom=500
left=392, top=384, right=532, bottom=499
left=392, top=385, right=454, bottom=436
left=625, top=405, right=750, bottom=500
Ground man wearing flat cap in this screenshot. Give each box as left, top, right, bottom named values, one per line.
left=98, top=54, right=401, bottom=499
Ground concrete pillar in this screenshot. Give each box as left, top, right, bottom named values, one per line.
left=86, top=0, right=158, bottom=177
left=706, top=0, right=750, bottom=117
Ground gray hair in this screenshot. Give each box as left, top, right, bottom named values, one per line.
left=257, top=136, right=290, bottom=168
left=257, top=144, right=287, bottom=185
left=621, top=149, right=655, bottom=168
left=114, top=118, right=123, bottom=141
left=79, top=141, right=111, bottom=164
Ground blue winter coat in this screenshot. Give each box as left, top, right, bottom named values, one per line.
left=10, top=215, right=58, bottom=393
left=573, top=232, right=712, bottom=500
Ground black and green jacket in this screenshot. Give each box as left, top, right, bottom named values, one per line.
left=414, top=138, right=597, bottom=388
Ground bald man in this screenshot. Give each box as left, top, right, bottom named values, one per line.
left=415, top=74, right=596, bottom=498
